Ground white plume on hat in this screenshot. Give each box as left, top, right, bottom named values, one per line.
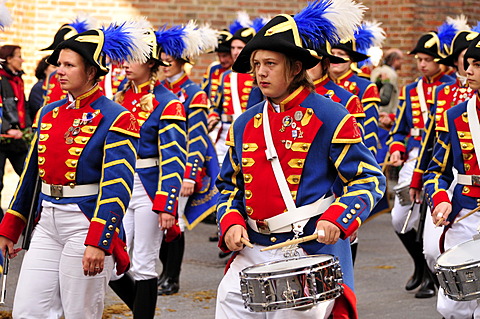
left=325, top=0, right=367, bottom=41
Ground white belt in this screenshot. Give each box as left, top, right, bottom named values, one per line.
left=221, top=114, right=234, bottom=123
left=457, top=174, right=480, bottom=186
left=136, top=158, right=159, bottom=169
left=247, top=195, right=335, bottom=234
left=410, top=127, right=423, bottom=137
left=41, top=183, right=99, bottom=198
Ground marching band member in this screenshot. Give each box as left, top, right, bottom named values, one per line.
left=202, top=29, right=233, bottom=104
left=329, top=21, right=384, bottom=156
left=425, top=32, right=480, bottom=319
left=158, top=22, right=219, bottom=295
left=0, top=21, right=150, bottom=318
left=209, top=13, right=266, bottom=165
left=388, top=21, right=456, bottom=298
left=109, top=25, right=188, bottom=318
left=410, top=18, right=476, bottom=276
left=215, top=1, right=385, bottom=318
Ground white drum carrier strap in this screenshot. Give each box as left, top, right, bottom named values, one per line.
left=230, top=72, right=243, bottom=121
left=247, top=101, right=334, bottom=234
left=467, top=97, right=480, bottom=170
left=41, top=183, right=99, bottom=197
left=416, top=79, right=429, bottom=126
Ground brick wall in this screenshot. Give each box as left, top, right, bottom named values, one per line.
left=3, top=0, right=480, bottom=94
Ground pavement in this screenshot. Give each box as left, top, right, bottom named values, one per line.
left=0, top=161, right=442, bottom=318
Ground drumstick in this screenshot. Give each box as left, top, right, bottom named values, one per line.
left=435, top=218, right=444, bottom=227
left=454, top=206, right=480, bottom=224
left=260, top=233, right=319, bottom=252
left=240, top=237, right=254, bottom=248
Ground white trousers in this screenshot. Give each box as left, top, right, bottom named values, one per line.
left=391, top=148, right=420, bottom=233
left=122, top=173, right=163, bottom=281
left=215, top=245, right=335, bottom=319
left=13, top=202, right=114, bottom=319
left=210, top=122, right=230, bottom=167
left=437, top=208, right=480, bottom=319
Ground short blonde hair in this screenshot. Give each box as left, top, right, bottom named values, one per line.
left=250, top=50, right=314, bottom=94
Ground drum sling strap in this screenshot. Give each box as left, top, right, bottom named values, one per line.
left=416, top=79, right=429, bottom=126
left=467, top=97, right=480, bottom=170
left=230, top=72, right=242, bottom=121
left=246, top=101, right=334, bottom=234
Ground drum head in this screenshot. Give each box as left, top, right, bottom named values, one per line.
left=242, top=255, right=333, bottom=274
left=437, top=239, right=480, bottom=267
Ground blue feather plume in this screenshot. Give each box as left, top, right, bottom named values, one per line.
left=69, top=17, right=91, bottom=34
left=229, top=20, right=245, bottom=35
left=251, top=17, right=266, bottom=33
left=354, top=26, right=374, bottom=54
left=101, top=22, right=137, bottom=62
left=437, top=21, right=458, bottom=55
left=472, top=22, right=480, bottom=34
left=155, top=25, right=187, bottom=58
left=293, top=0, right=338, bottom=49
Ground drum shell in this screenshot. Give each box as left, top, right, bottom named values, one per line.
left=239, top=255, right=344, bottom=312
left=393, top=182, right=412, bottom=206
left=435, top=239, right=480, bottom=301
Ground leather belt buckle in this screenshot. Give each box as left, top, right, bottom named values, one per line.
left=472, top=175, right=480, bottom=186
left=256, top=220, right=270, bottom=234
left=50, top=185, right=63, bottom=197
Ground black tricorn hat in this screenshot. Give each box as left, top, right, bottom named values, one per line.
left=231, top=27, right=256, bottom=45
left=232, top=14, right=322, bottom=73
left=331, top=39, right=369, bottom=62
left=41, top=25, right=79, bottom=51
left=315, top=43, right=348, bottom=64
left=439, top=30, right=479, bottom=67
left=217, top=29, right=233, bottom=53
left=47, top=29, right=109, bottom=76
left=408, top=32, right=444, bottom=60
left=463, top=33, right=480, bottom=71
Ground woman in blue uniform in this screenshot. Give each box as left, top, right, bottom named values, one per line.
left=0, top=21, right=149, bottom=319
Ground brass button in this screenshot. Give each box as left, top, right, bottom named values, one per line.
left=172, top=189, right=177, bottom=193
left=89, top=127, right=94, bottom=132
left=244, top=175, right=251, bottom=182
left=354, top=203, right=361, bottom=209
left=297, top=160, right=303, bottom=166
left=105, top=233, right=111, bottom=239
left=69, top=173, right=75, bottom=179
left=463, top=112, right=468, bottom=117
left=465, top=164, right=471, bottom=171
left=460, top=133, right=465, bottom=138
left=243, top=144, right=249, bottom=150
left=111, top=217, right=117, bottom=223
left=193, top=163, right=198, bottom=167
left=168, top=200, right=173, bottom=204
left=41, top=123, right=47, bottom=129
left=292, top=177, right=299, bottom=183
left=246, top=206, right=253, bottom=215
left=167, top=206, right=172, bottom=210
left=302, top=144, right=308, bottom=150
left=463, top=186, right=470, bottom=193
left=462, top=143, right=468, bottom=149
left=192, top=168, right=197, bottom=171
left=81, top=137, right=87, bottom=143
left=170, top=194, right=175, bottom=198
left=307, top=109, right=313, bottom=115
left=270, top=237, right=277, bottom=243
left=350, top=209, right=356, bottom=214
left=195, top=159, right=199, bottom=163
left=75, top=148, right=81, bottom=155
left=38, top=158, right=45, bottom=164
left=192, top=173, right=196, bottom=176
left=342, top=218, right=348, bottom=224
left=255, top=114, right=261, bottom=119
left=242, top=158, right=248, bottom=165
left=102, top=240, right=108, bottom=246
left=108, top=225, right=114, bottom=231
left=245, top=190, right=252, bottom=196
left=346, top=213, right=353, bottom=219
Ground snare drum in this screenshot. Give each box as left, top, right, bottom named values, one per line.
left=240, top=255, right=343, bottom=312
left=435, top=238, right=480, bottom=301
left=393, top=181, right=412, bottom=206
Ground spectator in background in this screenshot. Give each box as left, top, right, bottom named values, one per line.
left=371, top=48, right=404, bottom=126
left=0, top=45, right=32, bottom=219
left=28, top=55, right=57, bottom=116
